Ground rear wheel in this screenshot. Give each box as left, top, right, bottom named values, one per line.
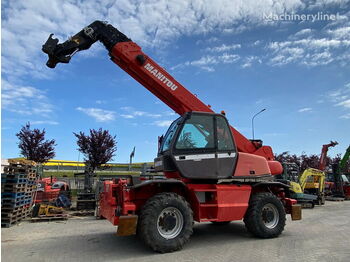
left=138, top=193, right=193, bottom=253
left=244, top=192, right=286, bottom=238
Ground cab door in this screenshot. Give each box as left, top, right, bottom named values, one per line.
left=171, top=113, right=237, bottom=180
left=215, top=115, right=237, bottom=178
left=172, top=114, right=218, bottom=179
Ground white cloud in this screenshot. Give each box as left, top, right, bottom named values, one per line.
left=120, top=114, right=135, bottom=119
left=298, top=107, right=312, bottom=113
left=95, top=100, right=106, bottom=104
left=293, top=28, right=313, bottom=37
left=2, top=0, right=349, bottom=84
left=120, top=107, right=162, bottom=118
left=325, top=83, right=350, bottom=119
left=252, top=40, right=262, bottom=46
left=268, top=37, right=349, bottom=66
left=1, top=0, right=311, bottom=82
left=133, top=111, right=162, bottom=118
left=205, top=44, right=241, bottom=52
left=241, top=56, right=262, bottom=68
left=267, top=10, right=350, bottom=67
left=327, top=26, right=350, bottom=39
left=173, top=53, right=240, bottom=72
left=196, top=37, right=219, bottom=45
left=336, top=99, right=350, bottom=108
left=328, top=84, right=350, bottom=104
left=340, top=113, right=350, bottom=119
left=153, top=120, right=173, bottom=127
left=1, top=79, right=54, bottom=117
left=76, top=107, right=116, bottom=122
left=31, top=120, right=59, bottom=125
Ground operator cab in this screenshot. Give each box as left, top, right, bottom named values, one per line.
left=154, top=112, right=237, bottom=180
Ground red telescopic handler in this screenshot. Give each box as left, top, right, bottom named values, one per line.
left=42, top=21, right=301, bottom=253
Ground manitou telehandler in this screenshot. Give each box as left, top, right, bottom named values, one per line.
left=42, top=21, right=301, bottom=253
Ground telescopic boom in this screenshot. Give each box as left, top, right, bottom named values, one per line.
left=42, top=21, right=281, bottom=174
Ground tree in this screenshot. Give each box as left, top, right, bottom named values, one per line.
left=74, top=128, right=117, bottom=172
left=275, top=151, right=346, bottom=173
left=16, top=122, right=56, bottom=163
left=274, top=151, right=300, bottom=167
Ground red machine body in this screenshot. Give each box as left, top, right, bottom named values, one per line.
left=35, top=177, right=69, bottom=203
left=99, top=178, right=297, bottom=225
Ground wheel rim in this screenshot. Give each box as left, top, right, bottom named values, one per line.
left=261, top=203, right=279, bottom=229
left=157, top=207, right=184, bottom=239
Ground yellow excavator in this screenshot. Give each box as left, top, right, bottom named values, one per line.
left=278, top=163, right=318, bottom=207
left=299, top=168, right=326, bottom=205
left=278, top=141, right=338, bottom=207
left=300, top=141, right=338, bottom=205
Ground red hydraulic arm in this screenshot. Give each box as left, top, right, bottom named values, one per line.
left=42, top=21, right=279, bottom=172
left=319, top=141, right=338, bottom=171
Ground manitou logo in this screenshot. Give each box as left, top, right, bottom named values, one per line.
left=144, top=63, right=178, bottom=91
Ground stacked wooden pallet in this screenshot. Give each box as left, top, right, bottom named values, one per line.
left=1, top=161, right=37, bottom=228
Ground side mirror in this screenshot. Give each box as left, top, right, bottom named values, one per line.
left=158, top=135, right=164, bottom=152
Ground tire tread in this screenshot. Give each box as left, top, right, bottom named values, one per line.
left=243, top=192, right=286, bottom=238
left=138, top=192, right=193, bottom=253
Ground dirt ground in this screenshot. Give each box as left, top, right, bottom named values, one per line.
left=2, top=201, right=350, bottom=262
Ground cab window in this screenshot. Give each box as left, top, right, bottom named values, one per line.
left=216, top=116, right=234, bottom=151
left=175, top=115, right=214, bottom=150
left=160, top=118, right=180, bottom=152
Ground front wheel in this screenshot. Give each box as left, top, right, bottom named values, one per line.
left=244, top=192, right=286, bottom=238
left=138, top=193, right=193, bottom=253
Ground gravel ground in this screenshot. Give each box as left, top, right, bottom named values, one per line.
left=2, top=201, right=350, bottom=262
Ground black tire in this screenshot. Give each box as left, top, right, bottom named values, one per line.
left=138, top=192, right=193, bottom=253
left=32, top=204, right=40, bottom=217
left=211, top=221, right=231, bottom=225
left=310, top=201, right=315, bottom=208
left=244, top=192, right=286, bottom=238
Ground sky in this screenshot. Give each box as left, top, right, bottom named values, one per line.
left=1, top=0, right=350, bottom=163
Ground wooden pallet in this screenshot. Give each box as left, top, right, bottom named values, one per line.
left=7, top=159, right=36, bottom=166
left=1, top=210, right=23, bottom=218
left=1, top=192, right=26, bottom=198
left=2, top=205, right=23, bottom=212
left=1, top=215, right=23, bottom=228
left=30, top=215, right=68, bottom=223
left=3, top=167, right=28, bottom=175
left=1, top=177, right=28, bottom=184
left=1, top=173, right=27, bottom=179
left=1, top=183, right=27, bottom=193
left=1, top=198, right=31, bottom=208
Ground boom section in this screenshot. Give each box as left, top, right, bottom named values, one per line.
left=42, top=20, right=275, bottom=159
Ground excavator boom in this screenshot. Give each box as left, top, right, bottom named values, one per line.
left=42, top=20, right=280, bottom=174
left=319, top=141, right=338, bottom=171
